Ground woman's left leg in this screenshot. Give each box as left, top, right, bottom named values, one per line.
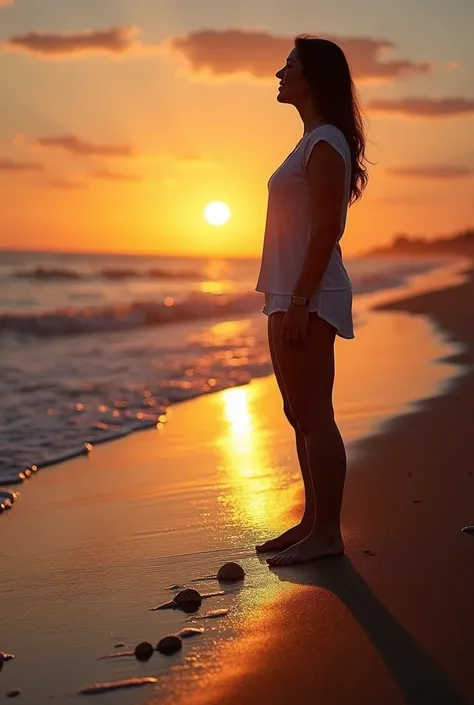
left=266, top=312, right=347, bottom=567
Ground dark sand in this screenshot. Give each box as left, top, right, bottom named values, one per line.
left=160, top=268, right=474, bottom=705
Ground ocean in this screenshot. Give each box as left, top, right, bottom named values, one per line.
left=0, top=249, right=456, bottom=485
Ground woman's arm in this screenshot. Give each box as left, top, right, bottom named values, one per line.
left=292, top=140, right=346, bottom=301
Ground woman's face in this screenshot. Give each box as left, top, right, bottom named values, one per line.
left=275, top=47, right=309, bottom=106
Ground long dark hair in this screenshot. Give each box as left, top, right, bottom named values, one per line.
left=295, top=35, right=368, bottom=204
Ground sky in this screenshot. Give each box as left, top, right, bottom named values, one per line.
left=0, top=0, right=473, bottom=257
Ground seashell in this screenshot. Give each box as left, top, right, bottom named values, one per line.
left=217, top=562, right=245, bottom=582
left=173, top=588, right=202, bottom=605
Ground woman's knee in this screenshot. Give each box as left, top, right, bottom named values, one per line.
left=283, top=400, right=299, bottom=429
left=290, top=401, right=335, bottom=434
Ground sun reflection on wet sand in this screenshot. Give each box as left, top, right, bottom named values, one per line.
left=213, top=385, right=297, bottom=536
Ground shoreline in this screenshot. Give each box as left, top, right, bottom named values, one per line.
left=1, top=263, right=473, bottom=704
left=155, top=268, right=474, bottom=705
left=0, top=256, right=467, bottom=496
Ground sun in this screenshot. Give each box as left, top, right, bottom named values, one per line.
left=204, top=201, right=231, bottom=227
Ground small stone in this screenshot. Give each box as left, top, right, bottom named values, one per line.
left=134, top=642, right=154, bottom=661
left=217, top=562, right=245, bottom=582
left=114, top=643, right=125, bottom=648
left=7, top=690, right=21, bottom=698
left=156, top=635, right=182, bottom=655
left=462, top=526, right=474, bottom=533
left=173, top=588, right=202, bottom=606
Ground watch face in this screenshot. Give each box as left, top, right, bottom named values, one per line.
left=292, top=296, right=307, bottom=306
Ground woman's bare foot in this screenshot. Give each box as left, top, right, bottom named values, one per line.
left=255, top=520, right=313, bottom=553
left=266, top=531, right=344, bottom=566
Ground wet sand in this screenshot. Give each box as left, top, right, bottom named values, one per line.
left=0, top=262, right=472, bottom=704
left=156, top=268, right=474, bottom=705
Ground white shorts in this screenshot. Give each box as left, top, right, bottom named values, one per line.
left=262, top=291, right=354, bottom=340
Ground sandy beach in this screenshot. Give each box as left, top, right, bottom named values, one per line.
left=1, top=262, right=474, bottom=705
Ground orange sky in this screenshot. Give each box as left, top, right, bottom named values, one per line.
left=0, top=0, right=473, bottom=257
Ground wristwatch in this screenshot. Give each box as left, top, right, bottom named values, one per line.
left=291, top=295, right=309, bottom=307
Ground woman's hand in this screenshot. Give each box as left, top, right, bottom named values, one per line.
left=281, top=304, right=310, bottom=347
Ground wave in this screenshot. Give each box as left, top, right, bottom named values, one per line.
left=0, top=292, right=262, bottom=338
left=13, top=266, right=202, bottom=281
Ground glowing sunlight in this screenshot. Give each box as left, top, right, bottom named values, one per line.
left=216, top=386, right=287, bottom=531
left=204, top=201, right=231, bottom=227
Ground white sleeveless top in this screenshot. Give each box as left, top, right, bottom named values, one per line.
left=255, top=124, right=354, bottom=339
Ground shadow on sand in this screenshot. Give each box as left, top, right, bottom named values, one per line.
left=271, top=556, right=471, bottom=705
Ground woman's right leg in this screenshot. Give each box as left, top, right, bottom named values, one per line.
left=256, top=313, right=316, bottom=553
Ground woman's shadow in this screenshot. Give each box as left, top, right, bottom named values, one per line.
left=271, top=556, right=471, bottom=705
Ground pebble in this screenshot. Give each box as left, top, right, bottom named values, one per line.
left=174, top=588, right=202, bottom=604
left=79, top=678, right=157, bottom=694
left=114, top=643, right=125, bottom=648
left=461, top=526, right=474, bottom=533
left=6, top=690, right=21, bottom=698
left=134, top=642, right=154, bottom=661
left=153, top=588, right=223, bottom=611
left=156, top=635, right=182, bottom=655
left=217, top=562, right=245, bottom=582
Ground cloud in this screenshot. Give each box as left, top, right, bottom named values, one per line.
left=166, top=29, right=430, bottom=83
left=3, top=26, right=141, bottom=58
left=3, top=24, right=430, bottom=83
left=91, top=168, right=143, bottom=183
left=49, top=178, right=88, bottom=190
left=387, top=164, right=474, bottom=179
left=36, top=134, right=134, bottom=158
left=368, top=97, right=474, bottom=118
left=0, top=158, right=43, bottom=171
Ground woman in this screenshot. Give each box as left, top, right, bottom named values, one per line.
left=255, top=36, right=368, bottom=567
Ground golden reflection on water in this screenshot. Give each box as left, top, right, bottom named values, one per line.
left=215, top=385, right=292, bottom=535
left=199, top=280, right=236, bottom=294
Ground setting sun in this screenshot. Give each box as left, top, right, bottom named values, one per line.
left=204, top=201, right=231, bottom=227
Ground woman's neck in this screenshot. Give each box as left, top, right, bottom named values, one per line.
left=297, top=100, right=323, bottom=136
